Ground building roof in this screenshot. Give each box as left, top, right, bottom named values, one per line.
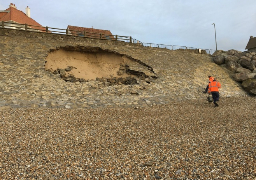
left=246, top=36, right=256, bottom=50
left=0, top=3, right=44, bottom=31
left=68, top=25, right=113, bottom=39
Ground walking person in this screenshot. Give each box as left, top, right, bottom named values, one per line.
left=208, top=78, right=221, bottom=107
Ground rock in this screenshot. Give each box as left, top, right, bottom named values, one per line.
left=58, top=69, right=66, bottom=77
left=65, top=66, right=74, bottom=72
left=233, top=72, right=249, bottom=82
left=212, top=50, right=225, bottom=56
left=154, top=174, right=162, bottom=179
left=242, top=79, right=256, bottom=95
left=251, top=60, right=256, bottom=67
left=239, top=58, right=255, bottom=71
left=245, top=53, right=253, bottom=58
left=213, top=55, right=225, bottom=65
left=65, top=104, right=71, bottom=109
left=252, top=55, right=256, bottom=61
left=247, top=73, right=256, bottom=79
left=236, top=67, right=251, bottom=74
left=63, top=74, right=77, bottom=82
left=225, top=55, right=239, bottom=63
left=227, top=49, right=241, bottom=56
left=123, top=77, right=138, bottom=85
left=239, top=56, right=251, bottom=62
left=226, top=60, right=240, bottom=72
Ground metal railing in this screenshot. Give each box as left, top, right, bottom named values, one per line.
left=0, top=21, right=213, bottom=54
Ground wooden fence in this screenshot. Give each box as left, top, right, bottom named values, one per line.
left=0, top=21, right=213, bottom=54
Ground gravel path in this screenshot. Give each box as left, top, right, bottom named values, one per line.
left=0, top=97, right=256, bottom=179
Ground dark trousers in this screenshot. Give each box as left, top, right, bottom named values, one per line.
left=211, top=91, right=219, bottom=103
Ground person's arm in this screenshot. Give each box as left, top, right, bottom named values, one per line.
left=203, top=85, right=209, bottom=93
left=218, top=82, right=221, bottom=89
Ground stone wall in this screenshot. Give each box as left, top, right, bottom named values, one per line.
left=0, top=28, right=248, bottom=108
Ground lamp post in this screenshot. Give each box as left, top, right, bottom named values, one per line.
left=212, top=23, right=217, bottom=51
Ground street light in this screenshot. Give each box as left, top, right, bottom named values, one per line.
left=212, top=23, right=217, bottom=51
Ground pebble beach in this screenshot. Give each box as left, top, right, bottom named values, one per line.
left=1, top=28, right=256, bottom=179
left=0, top=96, right=255, bottom=179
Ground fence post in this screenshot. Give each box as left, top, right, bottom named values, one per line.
left=66, top=28, right=69, bottom=35
left=130, top=36, right=132, bottom=43
left=1, top=21, right=4, bottom=28
left=100, top=33, right=102, bottom=39
left=46, top=26, right=48, bottom=33
left=84, top=30, right=86, bottom=37
left=115, top=35, right=118, bottom=41
left=25, top=24, right=27, bottom=31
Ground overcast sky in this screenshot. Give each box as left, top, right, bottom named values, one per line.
left=1, top=0, right=256, bottom=53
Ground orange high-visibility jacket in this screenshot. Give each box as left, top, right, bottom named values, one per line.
left=208, top=80, right=221, bottom=92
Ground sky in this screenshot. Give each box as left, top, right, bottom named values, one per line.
left=1, top=0, right=256, bottom=53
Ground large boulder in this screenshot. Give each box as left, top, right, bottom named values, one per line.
left=242, top=79, right=256, bottom=95
left=252, top=55, right=256, bottom=61
left=245, top=52, right=254, bottom=58
left=225, top=55, right=239, bottom=63
left=247, top=73, right=256, bottom=79
left=239, top=56, right=251, bottom=62
left=239, top=57, right=255, bottom=71
left=226, top=60, right=241, bottom=72
left=213, top=55, right=225, bottom=65
left=236, top=67, right=251, bottom=74
left=233, top=72, right=250, bottom=82
left=227, top=49, right=241, bottom=56
left=212, top=50, right=226, bottom=56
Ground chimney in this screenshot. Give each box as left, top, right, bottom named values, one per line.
left=9, top=3, right=17, bottom=9
left=26, top=6, right=30, bottom=17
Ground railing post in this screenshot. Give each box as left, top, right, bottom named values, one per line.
left=25, top=24, right=27, bottom=31
left=1, top=21, right=4, bottom=28
left=46, top=26, right=48, bottom=33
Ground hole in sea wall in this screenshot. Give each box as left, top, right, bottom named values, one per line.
left=45, top=46, right=157, bottom=85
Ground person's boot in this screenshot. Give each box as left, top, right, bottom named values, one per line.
left=214, top=102, right=219, bottom=107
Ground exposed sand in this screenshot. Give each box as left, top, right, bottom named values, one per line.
left=45, top=49, right=133, bottom=80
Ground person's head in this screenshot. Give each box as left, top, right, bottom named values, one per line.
left=208, top=76, right=214, bottom=82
